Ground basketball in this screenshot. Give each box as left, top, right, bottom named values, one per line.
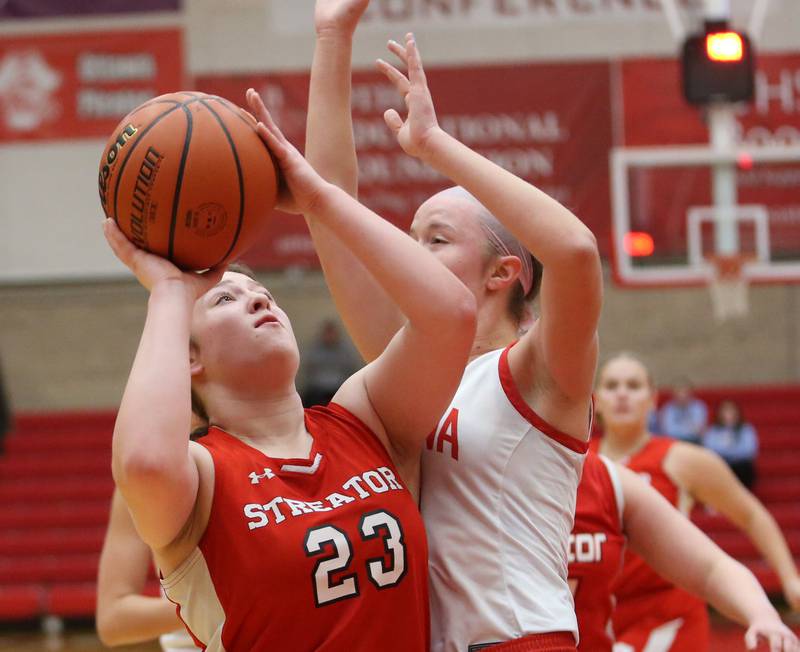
left=98, top=91, right=279, bottom=270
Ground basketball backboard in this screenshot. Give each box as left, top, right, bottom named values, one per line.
left=610, top=143, right=800, bottom=288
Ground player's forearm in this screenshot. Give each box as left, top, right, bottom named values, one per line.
left=701, top=554, right=780, bottom=627
left=306, top=32, right=358, bottom=196
left=113, top=281, right=193, bottom=481
left=418, top=127, right=599, bottom=269
left=745, top=506, right=800, bottom=587
left=304, top=31, right=402, bottom=361
left=97, top=595, right=182, bottom=647
left=307, top=184, right=475, bottom=335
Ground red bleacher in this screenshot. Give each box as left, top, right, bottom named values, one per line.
left=0, top=412, right=115, bottom=620
left=0, top=388, right=798, bottom=621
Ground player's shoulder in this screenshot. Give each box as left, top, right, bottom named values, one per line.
left=666, top=439, right=726, bottom=474
left=189, top=438, right=214, bottom=466
left=637, top=434, right=676, bottom=460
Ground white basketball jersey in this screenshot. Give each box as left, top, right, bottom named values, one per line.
left=159, top=630, right=201, bottom=652
left=422, top=345, right=588, bottom=651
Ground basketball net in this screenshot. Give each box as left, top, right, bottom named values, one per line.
left=705, top=253, right=752, bottom=322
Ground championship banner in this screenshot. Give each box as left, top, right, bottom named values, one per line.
left=620, top=53, right=800, bottom=258
left=0, top=0, right=179, bottom=19
left=196, top=60, right=612, bottom=269
left=270, top=0, right=767, bottom=33
left=0, top=28, right=183, bottom=142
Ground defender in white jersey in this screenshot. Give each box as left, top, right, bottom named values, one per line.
left=423, top=346, right=586, bottom=650
left=288, top=2, right=603, bottom=649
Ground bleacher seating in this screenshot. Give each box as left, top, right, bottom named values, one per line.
left=0, top=412, right=115, bottom=620
left=0, top=387, right=798, bottom=621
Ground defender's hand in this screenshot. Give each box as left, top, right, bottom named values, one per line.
left=315, top=0, right=370, bottom=37
left=376, top=33, right=441, bottom=161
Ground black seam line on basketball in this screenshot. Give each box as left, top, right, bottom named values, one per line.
left=122, top=98, right=184, bottom=124
left=112, top=103, right=182, bottom=228
left=212, top=96, right=280, bottom=187
left=200, top=99, right=246, bottom=268
left=168, top=104, right=194, bottom=262
left=125, top=100, right=180, bottom=123
left=208, top=96, right=256, bottom=131
left=140, top=99, right=182, bottom=107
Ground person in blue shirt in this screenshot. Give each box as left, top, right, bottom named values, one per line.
left=703, top=399, right=759, bottom=489
left=658, top=378, right=708, bottom=443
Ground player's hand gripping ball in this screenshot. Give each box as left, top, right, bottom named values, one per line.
left=98, top=92, right=279, bottom=270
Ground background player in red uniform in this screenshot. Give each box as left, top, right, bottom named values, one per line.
left=571, top=452, right=797, bottom=652
left=104, top=98, right=477, bottom=650
left=591, top=353, right=800, bottom=652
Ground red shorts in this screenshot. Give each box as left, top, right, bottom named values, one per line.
left=470, top=632, right=577, bottom=652
left=613, top=591, right=709, bottom=652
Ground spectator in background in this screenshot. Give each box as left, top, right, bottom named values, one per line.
left=646, top=407, right=659, bottom=434
left=658, top=377, right=708, bottom=443
left=300, top=318, right=361, bottom=407
left=704, top=399, right=759, bottom=489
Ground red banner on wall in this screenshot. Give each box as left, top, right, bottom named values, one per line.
left=0, top=28, right=184, bottom=142
left=621, top=53, right=800, bottom=147
left=196, top=61, right=613, bottom=269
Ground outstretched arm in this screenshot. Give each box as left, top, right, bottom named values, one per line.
left=668, top=443, right=800, bottom=612
left=96, top=489, right=183, bottom=646
left=306, top=0, right=364, bottom=197
left=105, top=222, right=223, bottom=551
left=250, top=95, right=476, bottom=462
left=378, top=35, right=602, bottom=401
left=620, top=466, right=797, bottom=652
left=304, top=0, right=403, bottom=361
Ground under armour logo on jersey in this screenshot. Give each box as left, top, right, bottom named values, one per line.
left=249, top=468, right=276, bottom=484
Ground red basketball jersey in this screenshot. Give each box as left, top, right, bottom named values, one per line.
left=161, top=403, right=430, bottom=651
left=602, top=436, right=708, bottom=651
left=568, top=452, right=626, bottom=652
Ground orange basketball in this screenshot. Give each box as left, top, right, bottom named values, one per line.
left=98, top=91, right=279, bottom=270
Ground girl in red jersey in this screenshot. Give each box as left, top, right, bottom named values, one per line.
left=571, top=452, right=797, bottom=652
left=589, top=353, right=800, bottom=652
left=104, top=97, right=477, bottom=651
left=248, top=3, right=601, bottom=650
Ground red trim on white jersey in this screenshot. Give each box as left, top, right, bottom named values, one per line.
left=162, top=587, right=206, bottom=651
left=498, top=344, right=589, bottom=454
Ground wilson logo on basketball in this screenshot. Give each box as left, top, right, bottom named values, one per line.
left=98, top=123, right=138, bottom=213
left=186, top=203, right=228, bottom=238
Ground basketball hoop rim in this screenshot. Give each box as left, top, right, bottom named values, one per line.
left=703, top=252, right=757, bottom=281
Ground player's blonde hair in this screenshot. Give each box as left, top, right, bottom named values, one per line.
left=596, top=351, right=656, bottom=389
left=436, top=186, right=543, bottom=325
